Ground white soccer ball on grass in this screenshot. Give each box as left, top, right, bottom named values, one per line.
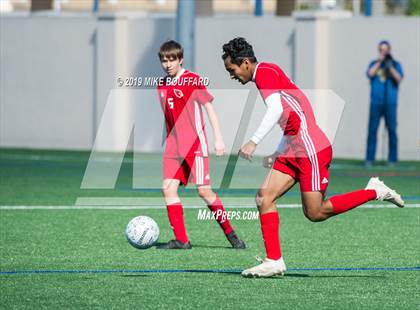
left=125, top=216, right=159, bottom=249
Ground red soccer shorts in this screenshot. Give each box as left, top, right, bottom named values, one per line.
left=273, top=146, right=333, bottom=192
left=163, top=156, right=210, bottom=186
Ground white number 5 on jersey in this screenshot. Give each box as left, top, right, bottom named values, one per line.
left=167, top=97, right=174, bottom=109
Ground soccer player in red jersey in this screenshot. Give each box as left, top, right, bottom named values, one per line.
left=156, top=40, right=245, bottom=249
left=222, top=37, right=404, bottom=277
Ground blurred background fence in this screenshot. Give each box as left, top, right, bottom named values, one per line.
left=0, top=0, right=419, bottom=159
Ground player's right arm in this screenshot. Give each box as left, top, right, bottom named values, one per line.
left=239, top=67, right=284, bottom=161
left=250, top=92, right=284, bottom=145
left=239, top=92, right=284, bottom=161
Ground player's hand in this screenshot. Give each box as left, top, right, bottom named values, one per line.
left=262, top=153, right=278, bottom=168
left=214, top=138, right=225, bottom=157
left=239, top=141, right=257, bottom=161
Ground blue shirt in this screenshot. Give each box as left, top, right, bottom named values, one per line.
left=366, top=59, right=403, bottom=105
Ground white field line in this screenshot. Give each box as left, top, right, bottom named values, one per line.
left=2, top=153, right=418, bottom=170
left=74, top=197, right=258, bottom=206
left=0, top=204, right=419, bottom=210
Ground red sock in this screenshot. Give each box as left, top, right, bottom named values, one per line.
left=260, top=212, right=282, bottom=260
left=166, top=203, right=189, bottom=243
left=207, top=196, right=233, bottom=235
left=330, top=189, right=377, bottom=214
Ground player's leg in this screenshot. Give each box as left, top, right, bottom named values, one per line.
left=302, top=178, right=404, bottom=222
left=242, top=168, right=296, bottom=278
left=256, top=169, right=295, bottom=259
left=192, top=156, right=245, bottom=248
left=300, top=187, right=378, bottom=222
left=197, top=184, right=246, bottom=249
left=158, top=158, right=192, bottom=249
left=162, top=178, right=181, bottom=205
left=301, top=146, right=376, bottom=220
left=196, top=185, right=229, bottom=231
left=301, top=147, right=404, bottom=222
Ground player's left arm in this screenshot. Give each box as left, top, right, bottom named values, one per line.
left=239, top=92, right=283, bottom=161
left=204, top=102, right=225, bottom=156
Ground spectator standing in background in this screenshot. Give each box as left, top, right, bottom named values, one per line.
left=366, top=41, right=403, bottom=167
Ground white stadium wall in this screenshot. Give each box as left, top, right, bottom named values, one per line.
left=0, top=16, right=97, bottom=149
left=0, top=14, right=419, bottom=160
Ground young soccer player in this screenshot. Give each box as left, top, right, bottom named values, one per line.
left=221, top=37, right=404, bottom=277
left=156, top=40, right=245, bottom=249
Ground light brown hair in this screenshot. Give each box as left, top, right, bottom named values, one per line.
left=158, top=40, right=184, bottom=61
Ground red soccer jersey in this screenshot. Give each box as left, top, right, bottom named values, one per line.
left=157, top=69, right=214, bottom=158
left=253, top=62, right=331, bottom=155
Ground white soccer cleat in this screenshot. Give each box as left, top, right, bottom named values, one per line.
left=365, top=177, right=405, bottom=208
left=241, top=256, right=286, bottom=278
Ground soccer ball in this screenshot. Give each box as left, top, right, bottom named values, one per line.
left=125, top=216, right=159, bottom=249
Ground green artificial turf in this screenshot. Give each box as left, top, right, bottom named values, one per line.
left=0, top=148, right=419, bottom=205
left=0, top=148, right=419, bottom=309
left=0, top=209, right=419, bottom=309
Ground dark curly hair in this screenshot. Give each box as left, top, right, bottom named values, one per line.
left=222, top=37, right=257, bottom=65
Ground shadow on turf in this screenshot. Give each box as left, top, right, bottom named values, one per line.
left=217, top=273, right=387, bottom=279
left=118, top=271, right=386, bottom=279
left=190, top=244, right=233, bottom=249
left=120, top=275, right=149, bottom=278
left=154, top=242, right=232, bottom=249
left=284, top=273, right=386, bottom=279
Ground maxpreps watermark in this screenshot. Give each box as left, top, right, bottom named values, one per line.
left=116, top=76, right=210, bottom=88
left=197, top=209, right=259, bottom=221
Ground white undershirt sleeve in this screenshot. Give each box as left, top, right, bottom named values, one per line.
left=250, top=92, right=283, bottom=145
